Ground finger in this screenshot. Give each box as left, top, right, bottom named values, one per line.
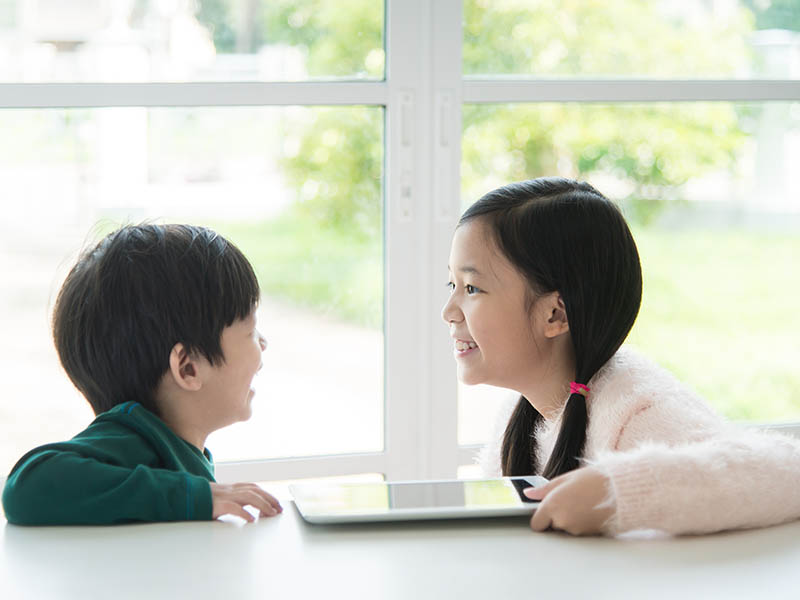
left=529, top=504, right=553, bottom=532
left=218, top=502, right=255, bottom=523
left=232, top=483, right=283, bottom=512
left=259, top=507, right=281, bottom=519
left=523, top=478, right=557, bottom=500
left=264, top=492, right=283, bottom=512
left=250, top=487, right=283, bottom=512
left=238, top=490, right=278, bottom=516
left=523, top=486, right=547, bottom=501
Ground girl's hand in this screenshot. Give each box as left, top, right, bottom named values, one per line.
left=210, top=482, right=283, bottom=522
left=523, top=466, right=615, bottom=536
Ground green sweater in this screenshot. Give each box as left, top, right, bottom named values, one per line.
left=2, top=401, right=215, bottom=525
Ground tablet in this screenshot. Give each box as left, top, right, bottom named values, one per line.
left=289, top=476, right=547, bottom=524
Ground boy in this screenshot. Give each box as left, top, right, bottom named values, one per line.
left=2, top=224, right=281, bottom=525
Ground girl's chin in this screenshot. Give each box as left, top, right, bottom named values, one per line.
left=457, top=369, right=486, bottom=387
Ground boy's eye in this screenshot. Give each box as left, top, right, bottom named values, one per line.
left=465, top=284, right=480, bottom=295
left=446, top=281, right=455, bottom=291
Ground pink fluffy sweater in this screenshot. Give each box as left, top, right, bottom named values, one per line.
left=478, top=347, right=800, bottom=535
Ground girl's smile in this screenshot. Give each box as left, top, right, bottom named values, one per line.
left=452, top=338, right=478, bottom=357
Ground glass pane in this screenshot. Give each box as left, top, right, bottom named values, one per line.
left=0, top=105, right=383, bottom=474
left=464, top=0, right=800, bottom=79
left=0, top=0, right=384, bottom=82
left=459, top=101, right=800, bottom=445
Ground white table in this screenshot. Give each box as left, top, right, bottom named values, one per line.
left=2, top=502, right=800, bottom=600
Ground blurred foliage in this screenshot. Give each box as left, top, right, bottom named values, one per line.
left=259, top=0, right=384, bottom=78
left=195, top=0, right=238, bottom=52
left=463, top=0, right=754, bottom=77
left=278, top=107, right=383, bottom=242
left=461, top=102, right=746, bottom=223
left=258, top=0, right=754, bottom=227
left=744, top=0, right=800, bottom=31
left=193, top=0, right=385, bottom=238
left=461, top=0, right=753, bottom=218
left=186, top=0, right=784, bottom=227
left=257, top=1, right=384, bottom=238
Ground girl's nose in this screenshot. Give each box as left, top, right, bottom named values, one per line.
left=441, top=295, right=463, bottom=324
left=258, top=332, right=268, bottom=351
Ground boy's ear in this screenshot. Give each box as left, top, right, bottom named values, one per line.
left=541, top=292, right=570, bottom=338
left=167, top=343, right=203, bottom=392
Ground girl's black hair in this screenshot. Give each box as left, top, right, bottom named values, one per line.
left=459, top=177, right=642, bottom=478
left=52, top=224, right=260, bottom=416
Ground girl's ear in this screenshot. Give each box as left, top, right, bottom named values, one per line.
left=167, top=343, right=204, bottom=392
left=541, top=292, right=569, bottom=338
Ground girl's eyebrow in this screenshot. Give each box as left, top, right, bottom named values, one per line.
left=447, top=264, right=482, bottom=275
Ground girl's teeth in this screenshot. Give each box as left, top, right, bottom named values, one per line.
left=455, top=340, right=477, bottom=351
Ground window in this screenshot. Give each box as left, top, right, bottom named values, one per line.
left=459, top=101, right=800, bottom=447
left=457, top=0, right=800, bottom=460
left=0, top=0, right=393, bottom=483
left=463, top=0, right=799, bottom=79
left=0, top=0, right=384, bottom=82
left=2, top=0, right=798, bottom=483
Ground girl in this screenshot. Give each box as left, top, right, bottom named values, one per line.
left=443, top=177, right=800, bottom=536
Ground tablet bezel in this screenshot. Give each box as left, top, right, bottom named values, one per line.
left=289, top=476, right=546, bottom=524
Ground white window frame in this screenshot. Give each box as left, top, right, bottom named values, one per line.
left=2, top=0, right=798, bottom=484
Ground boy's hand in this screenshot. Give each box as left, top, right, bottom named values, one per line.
left=523, top=466, right=615, bottom=536
left=210, top=482, right=283, bottom=522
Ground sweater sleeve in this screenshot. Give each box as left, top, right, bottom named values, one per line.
left=2, top=444, right=213, bottom=525
left=593, top=428, right=800, bottom=536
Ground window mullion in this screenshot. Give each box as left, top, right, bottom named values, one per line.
left=383, top=0, right=464, bottom=481
left=0, top=81, right=388, bottom=109
left=463, top=79, right=800, bottom=103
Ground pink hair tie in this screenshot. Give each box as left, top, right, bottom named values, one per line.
left=570, top=382, right=590, bottom=397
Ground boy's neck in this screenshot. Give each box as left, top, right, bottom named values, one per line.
left=158, top=408, right=209, bottom=452
left=154, top=385, right=211, bottom=452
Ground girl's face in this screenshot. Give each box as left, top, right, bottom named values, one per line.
left=442, top=219, right=563, bottom=391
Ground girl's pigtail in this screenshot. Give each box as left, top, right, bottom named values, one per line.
left=501, top=395, right=542, bottom=475
left=540, top=390, right=588, bottom=479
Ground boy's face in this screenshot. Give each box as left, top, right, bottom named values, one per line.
left=202, top=310, right=267, bottom=429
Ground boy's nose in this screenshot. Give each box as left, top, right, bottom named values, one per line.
left=258, top=333, right=267, bottom=351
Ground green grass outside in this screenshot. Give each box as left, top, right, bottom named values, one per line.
left=214, top=214, right=799, bottom=423
left=213, top=214, right=383, bottom=329
left=629, top=228, right=800, bottom=423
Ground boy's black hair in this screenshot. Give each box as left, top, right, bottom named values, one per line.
left=460, top=177, right=642, bottom=479
left=52, top=224, right=260, bottom=416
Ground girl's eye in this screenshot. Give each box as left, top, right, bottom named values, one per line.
left=446, top=281, right=481, bottom=295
